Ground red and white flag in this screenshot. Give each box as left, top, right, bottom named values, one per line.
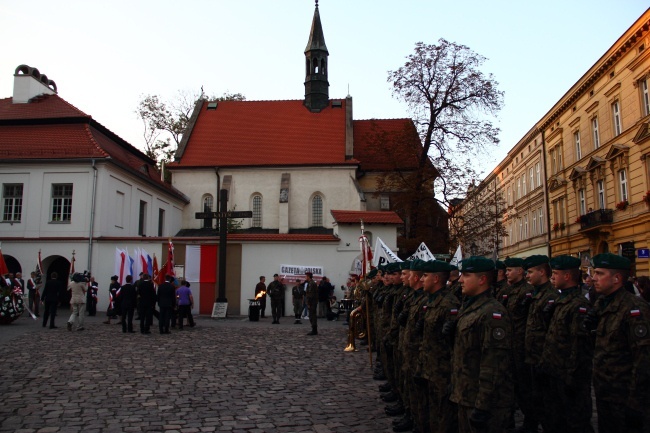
left=166, top=239, right=175, bottom=277
left=185, top=245, right=217, bottom=282
left=0, top=246, right=9, bottom=276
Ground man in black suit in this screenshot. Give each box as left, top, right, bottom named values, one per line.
left=41, top=272, right=64, bottom=329
left=137, top=274, right=156, bottom=334
left=120, top=275, right=137, bottom=333
left=157, top=275, right=176, bottom=334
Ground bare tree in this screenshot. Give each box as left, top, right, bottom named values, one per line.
left=136, top=89, right=245, bottom=164
left=386, top=39, right=504, bottom=252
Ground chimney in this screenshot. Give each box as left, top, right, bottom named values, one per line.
left=13, top=65, right=57, bottom=104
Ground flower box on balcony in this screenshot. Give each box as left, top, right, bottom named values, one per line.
left=615, top=200, right=629, bottom=211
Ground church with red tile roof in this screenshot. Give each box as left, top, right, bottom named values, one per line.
left=0, top=2, right=446, bottom=316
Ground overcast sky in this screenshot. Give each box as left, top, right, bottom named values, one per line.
left=1, top=0, right=647, bottom=176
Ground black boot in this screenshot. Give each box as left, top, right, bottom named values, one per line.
left=307, top=327, right=318, bottom=335
left=392, top=414, right=413, bottom=432
left=378, top=382, right=392, bottom=392
left=385, top=402, right=405, bottom=416
left=381, top=391, right=399, bottom=402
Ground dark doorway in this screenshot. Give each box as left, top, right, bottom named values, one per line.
left=48, top=256, right=71, bottom=307
left=4, top=255, right=22, bottom=275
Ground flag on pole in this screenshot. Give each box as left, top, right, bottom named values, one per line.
left=152, top=254, right=161, bottom=286
left=407, top=242, right=435, bottom=261
left=69, top=252, right=76, bottom=277
left=449, top=245, right=463, bottom=267
left=359, top=234, right=373, bottom=277
left=166, top=239, right=175, bottom=277
left=372, top=237, right=402, bottom=267
left=0, top=246, right=9, bottom=276
left=114, top=248, right=128, bottom=285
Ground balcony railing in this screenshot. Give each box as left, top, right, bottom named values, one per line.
left=579, top=209, right=614, bottom=230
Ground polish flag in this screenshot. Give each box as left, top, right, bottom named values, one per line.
left=185, top=245, right=217, bottom=283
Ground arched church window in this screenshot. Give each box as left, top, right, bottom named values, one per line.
left=306, top=59, right=311, bottom=76
left=252, top=194, right=262, bottom=228
left=321, top=58, right=326, bottom=74
left=311, top=194, right=323, bottom=227
left=202, top=194, right=213, bottom=229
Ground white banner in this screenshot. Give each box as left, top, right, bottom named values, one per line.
left=450, top=245, right=463, bottom=266
left=407, top=242, right=435, bottom=261
left=372, top=237, right=402, bottom=267
left=279, top=264, right=324, bottom=278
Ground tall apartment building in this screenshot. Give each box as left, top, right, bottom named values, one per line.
left=542, top=9, right=650, bottom=275
left=455, top=8, right=650, bottom=275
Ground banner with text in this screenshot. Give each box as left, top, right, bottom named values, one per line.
left=279, top=264, right=324, bottom=283
left=372, top=237, right=402, bottom=267
left=407, top=242, right=436, bottom=261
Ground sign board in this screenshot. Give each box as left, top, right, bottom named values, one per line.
left=638, top=248, right=650, bottom=259
left=621, top=242, right=636, bottom=262
left=195, top=211, right=253, bottom=219
left=433, top=254, right=451, bottom=259
left=211, top=302, right=228, bottom=318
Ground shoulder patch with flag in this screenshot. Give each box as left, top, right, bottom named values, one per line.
left=492, top=312, right=502, bottom=320
left=630, top=309, right=642, bottom=317
left=450, top=308, right=458, bottom=316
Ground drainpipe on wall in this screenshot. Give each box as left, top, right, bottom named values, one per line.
left=541, top=130, right=552, bottom=257
left=87, top=159, right=98, bottom=273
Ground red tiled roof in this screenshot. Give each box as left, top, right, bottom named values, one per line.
left=353, top=119, right=422, bottom=172
left=330, top=210, right=403, bottom=224
left=0, top=95, right=89, bottom=120
left=173, top=99, right=351, bottom=167
left=0, top=95, right=187, bottom=202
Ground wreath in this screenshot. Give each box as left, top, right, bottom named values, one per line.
left=0, top=286, right=25, bottom=325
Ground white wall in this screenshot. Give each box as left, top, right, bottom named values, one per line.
left=173, top=166, right=362, bottom=230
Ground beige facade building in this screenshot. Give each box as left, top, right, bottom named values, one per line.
left=542, top=9, right=650, bottom=276
left=456, top=9, right=650, bottom=276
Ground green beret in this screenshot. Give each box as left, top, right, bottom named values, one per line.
left=377, top=264, right=386, bottom=272
left=366, top=269, right=378, bottom=279
left=420, top=260, right=452, bottom=273
left=399, top=260, right=412, bottom=271
left=385, top=262, right=401, bottom=273
left=504, top=257, right=525, bottom=268
left=550, top=255, right=581, bottom=270
left=593, top=253, right=631, bottom=270
left=495, top=260, right=506, bottom=270
left=449, top=264, right=458, bottom=271
left=459, top=256, right=495, bottom=273
left=410, top=259, right=427, bottom=271
left=523, top=255, right=549, bottom=270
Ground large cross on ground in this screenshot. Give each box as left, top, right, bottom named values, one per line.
left=195, top=189, right=252, bottom=317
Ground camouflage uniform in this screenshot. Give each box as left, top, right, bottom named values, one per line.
left=593, top=288, right=650, bottom=433
left=540, top=286, right=593, bottom=432
left=524, top=280, right=557, bottom=431
left=450, top=290, right=515, bottom=432
left=305, top=278, right=319, bottom=333
left=503, top=278, right=535, bottom=427
left=380, top=283, right=401, bottom=386
left=418, top=287, right=460, bottom=433
left=400, top=288, right=428, bottom=432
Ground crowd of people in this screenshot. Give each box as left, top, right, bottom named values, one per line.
left=1, top=269, right=196, bottom=334
left=353, top=253, right=650, bottom=433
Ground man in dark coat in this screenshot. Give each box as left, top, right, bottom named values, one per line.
left=137, top=274, right=156, bottom=334
left=157, top=275, right=176, bottom=334
left=41, top=272, right=64, bottom=329
left=255, top=276, right=267, bottom=318
left=120, top=275, right=137, bottom=333
left=305, top=272, right=319, bottom=335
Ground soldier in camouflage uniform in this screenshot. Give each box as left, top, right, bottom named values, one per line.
left=590, top=253, right=650, bottom=433
left=416, top=260, right=459, bottom=433
left=395, top=260, right=429, bottom=432
left=502, top=257, right=535, bottom=432
left=448, top=265, right=461, bottom=300
left=492, top=260, right=507, bottom=299
left=541, top=255, right=593, bottom=433
left=522, top=255, right=557, bottom=433
left=379, top=263, right=404, bottom=413
left=450, top=256, right=515, bottom=432
left=304, top=272, right=319, bottom=335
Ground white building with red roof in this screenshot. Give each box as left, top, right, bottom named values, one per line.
left=0, top=65, right=189, bottom=311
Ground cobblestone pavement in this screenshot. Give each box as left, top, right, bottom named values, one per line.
left=0, top=314, right=394, bottom=433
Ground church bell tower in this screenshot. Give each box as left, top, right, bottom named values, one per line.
left=304, top=0, right=329, bottom=112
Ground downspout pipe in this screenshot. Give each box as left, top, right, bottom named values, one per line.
left=87, top=159, right=98, bottom=273
left=541, top=130, right=552, bottom=257
left=214, top=167, right=220, bottom=227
